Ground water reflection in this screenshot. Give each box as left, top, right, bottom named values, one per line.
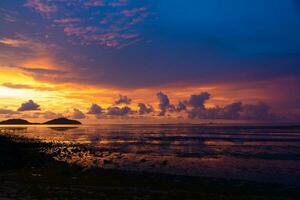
left=1, top=124, right=300, bottom=184
left=0, top=127, right=28, bottom=133
left=48, top=127, right=79, bottom=132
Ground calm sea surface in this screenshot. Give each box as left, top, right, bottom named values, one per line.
left=1, top=124, right=300, bottom=184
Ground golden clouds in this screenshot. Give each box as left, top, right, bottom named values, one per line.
left=0, top=61, right=298, bottom=123
left=0, top=67, right=34, bottom=84
left=22, top=57, right=58, bottom=70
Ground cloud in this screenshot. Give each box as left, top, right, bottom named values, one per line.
left=152, top=91, right=276, bottom=121
left=42, top=111, right=64, bottom=119
left=9, top=65, right=64, bottom=75
left=123, top=7, right=147, bottom=17
left=63, top=26, right=98, bottom=37
left=1, top=0, right=300, bottom=120
left=87, top=104, right=104, bottom=115
left=110, top=0, right=128, bottom=7
left=156, top=92, right=175, bottom=116
left=22, top=0, right=151, bottom=48
left=241, top=102, right=274, bottom=120
left=186, top=92, right=210, bottom=109
left=138, top=103, right=154, bottom=115
left=71, top=108, right=86, bottom=119
left=176, top=101, right=187, bottom=112
left=54, top=18, right=81, bottom=25
left=23, top=111, right=64, bottom=119
left=7, top=65, right=70, bottom=84
left=188, top=102, right=242, bottom=120
left=115, top=95, right=132, bottom=105
left=0, top=38, right=29, bottom=48
left=0, top=109, right=18, bottom=115
left=62, top=25, right=141, bottom=48
left=17, top=100, right=41, bottom=111
left=0, top=37, right=48, bottom=54
left=156, top=92, right=211, bottom=116
left=187, top=98, right=275, bottom=121
left=25, top=0, right=57, bottom=14
left=107, top=106, right=131, bottom=116
left=83, top=0, right=105, bottom=7
left=0, top=36, right=56, bottom=70
left=221, top=102, right=243, bottom=119
left=2, top=82, right=56, bottom=91
left=0, top=8, right=18, bottom=23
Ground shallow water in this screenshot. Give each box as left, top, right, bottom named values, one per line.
left=1, top=124, right=300, bottom=185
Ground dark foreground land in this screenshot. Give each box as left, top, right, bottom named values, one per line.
left=0, top=134, right=299, bottom=200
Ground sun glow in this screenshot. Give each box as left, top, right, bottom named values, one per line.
left=0, top=87, right=31, bottom=98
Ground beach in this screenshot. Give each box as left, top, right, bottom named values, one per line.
left=1, top=125, right=299, bottom=199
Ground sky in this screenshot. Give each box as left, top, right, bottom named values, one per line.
left=0, top=0, right=300, bottom=123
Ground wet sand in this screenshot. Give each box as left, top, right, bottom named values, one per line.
left=0, top=133, right=299, bottom=199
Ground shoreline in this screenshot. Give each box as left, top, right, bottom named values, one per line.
left=0, top=133, right=299, bottom=199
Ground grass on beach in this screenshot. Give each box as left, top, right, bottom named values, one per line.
left=0, top=133, right=299, bottom=200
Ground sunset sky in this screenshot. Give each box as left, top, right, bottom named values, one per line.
left=0, top=0, right=300, bottom=123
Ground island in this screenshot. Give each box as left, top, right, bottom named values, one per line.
left=0, top=119, right=33, bottom=125
left=43, top=118, right=82, bottom=125
left=0, top=118, right=81, bottom=125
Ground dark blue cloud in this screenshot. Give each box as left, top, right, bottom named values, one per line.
left=115, top=95, right=132, bottom=105
left=138, top=103, right=153, bottom=115
left=87, top=104, right=104, bottom=115
left=186, top=93, right=210, bottom=109
left=17, top=100, right=40, bottom=111
left=157, top=92, right=174, bottom=116
left=107, top=106, right=131, bottom=116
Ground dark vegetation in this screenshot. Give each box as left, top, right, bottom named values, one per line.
left=0, top=133, right=299, bottom=199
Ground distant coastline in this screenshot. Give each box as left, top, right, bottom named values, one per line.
left=0, top=118, right=81, bottom=125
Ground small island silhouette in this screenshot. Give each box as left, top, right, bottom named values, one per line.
left=0, top=119, right=33, bottom=125
left=43, top=118, right=81, bottom=125
left=0, top=118, right=81, bottom=125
